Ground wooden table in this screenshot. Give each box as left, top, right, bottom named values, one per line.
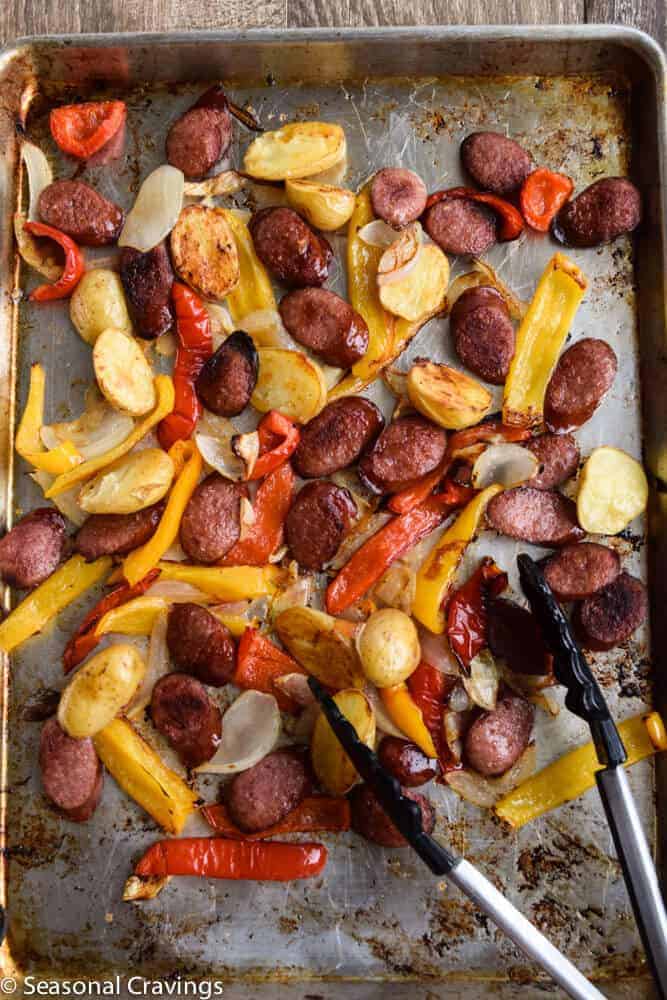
left=0, top=0, right=663, bottom=51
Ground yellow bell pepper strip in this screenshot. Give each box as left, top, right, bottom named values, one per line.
left=0, top=555, right=111, bottom=653
left=155, top=562, right=281, bottom=601
left=45, top=375, right=175, bottom=498
left=495, top=712, right=667, bottom=829
left=122, top=439, right=202, bottom=586
left=221, top=209, right=276, bottom=323
left=210, top=611, right=257, bottom=638
left=380, top=683, right=439, bottom=758
left=94, top=717, right=198, bottom=834
left=502, top=253, right=587, bottom=429
left=413, top=484, right=503, bottom=634
left=16, top=364, right=83, bottom=474
left=95, top=595, right=168, bottom=638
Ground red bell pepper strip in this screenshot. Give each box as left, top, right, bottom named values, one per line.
left=220, top=463, right=294, bottom=566
left=248, top=410, right=300, bottom=481
left=407, top=660, right=458, bottom=773
left=446, top=557, right=508, bottom=668
left=23, top=222, right=84, bottom=301
left=426, top=187, right=524, bottom=241
left=158, top=283, right=213, bottom=451
left=447, top=421, right=532, bottom=457
left=388, top=459, right=451, bottom=515
left=233, top=627, right=306, bottom=713
left=134, top=837, right=328, bottom=881
left=201, top=796, right=351, bottom=840
left=50, top=100, right=127, bottom=159
left=520, top=167, right=574, bottom=232
left=62, top=569, right=160, bottom=673
left=432, top=478, right=475, bottom=508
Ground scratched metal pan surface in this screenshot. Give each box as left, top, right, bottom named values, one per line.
left=0, top=26, right=665, bottom=998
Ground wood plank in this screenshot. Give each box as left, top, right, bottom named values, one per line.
left=288, top=0, right=584, bottom=28
left=585, top=0, right=665, bottom=49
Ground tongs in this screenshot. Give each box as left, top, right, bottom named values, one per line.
left=518, top=554, right=667, bottom=999
left=307, top=676, right=605, bottom=1000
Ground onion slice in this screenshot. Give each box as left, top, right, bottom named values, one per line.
left=195, top=411, right=244, bottom=481
left=274, top=673, right=315, bottom=708
left=418, top=626, right=460, bottom=676
left=463, top=649, right=501, bottom=711
left=119, top=165, right=185, bottom=253
left=377, top=223, right=422, bottom=288
left=126, top=610, right=170, bottom=719
left=195, top=690, right=281, bottom=774
left=445, top=743, right=537, bottom=808
left=471, top=443, right=538, bottom=489
left=357, top=219, right=400, bottom=247
left=183, top=170, right=246, bottom=199
left=21, top=141, right=53, bottom=222
left=31, top=471, right=87, bottom=526
left=144, top=579, right=212, bottom=603
left=41, top=393, right=134, bottom=461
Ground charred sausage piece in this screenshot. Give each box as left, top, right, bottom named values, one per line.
left=225, top=749, right=312, bottom=832
left=545, top=338, right=617, bottom=432
left=524, top=432, right=580, bottom=490
left=575, top=572, right=648, bottom=651
left=350, top=783, right=435, bottom=847
left=543, top=542, right=621, bottom=602
left=166, top=107, right=232, bottom=180
left=487, top=487, right=584, bottom=547
left=0, top=508, right=68, bottom=589
left=285, top=481, right=357, bottom=571
left=279, top=288, right=369, bottom=368
left=195, top=331, right=258, bottom=417
left=449, top=286, right=515, bottom=385
left=460, top=131, right=533, bottom=197
left=74, top=502, right=165, bottom=561
left=370, top=168, right=428, bottom=228
left=150, top=673, right=221, bottom=768
left=180, top=475, right=247, bottom=564
left=358, top=415, right=447, bottom=494
left=249, top=207, right=333, bottom=287
left=464, top=693, right=534, bottom=777
left=423, top=196, right=496, bottom=256
left=38, top=180, right=123, bottom=247
left=378, top=737, right=438, bottom=787
left=293, top=396, right=384, bottom=478
left=39, top=717, right=103, bottom=822
left=553, top=177, right=641, bottom=248
left=119, top=242, right=174, bottom=339
left=487, top=598, right=551, bottom=675
left=166, top=602, right=236, bottom=686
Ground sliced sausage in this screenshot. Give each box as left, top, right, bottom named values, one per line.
left=119, top=242, right=174, bottom=340
left=543, top=542, right=621, bottom=602
left=460, top=132, right=533, bottom=197
left=195, top=331, right=258, bottom=417
left=166, top=602, right=236, bottom=687
left=150, top=673, right=221, bottom=768
left=487, top=598, right=551, bottom=675
left=370, top=168, right=428, bottom=228
left=279, top=288, right=369, bottom=368
left=545, top=338, right=617, bottom=432
left=464, top=693, right=534, bottom=777
left=449, top=286, right=515, bottom=385
left=38, top=180, right=123, bottom=247
left=553, top=177, right=641, bottom=248
left=487, top=487, right=584, bottom=546
left=524, top=432, right=580, bottom=490
left=378, top=737, right=438, bottom=787
left=423, top=196, right=496, bottom=256
left=358, top=415, right=447, bottom=494
left=0, top=508, right=68, bottom=589
left=74, top=502, right=165, bottom=561
left=285, top=481, right=356, bottom=571
left=350, top=783, right=435, bottom=847
left=39, top=717, right=103, bottom=822
left=166, top=107, right=232, bottom=180
left=575, top=572, right=648, bottom=651
left=249, top=207, right=333, bottom=288
left=225, top=749, right=312, bottom=832
left=180, top=475, right=248, bottom=564
left=293, top=396, right=384, bottom=478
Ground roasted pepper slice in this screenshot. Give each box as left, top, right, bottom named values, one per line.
left=158, top=284, right=212, bottom=451
left=520, top=168, right=574, bottom=232
left=155, top=563, right=281, bottom=602
left=23, top=222, right=85, bottom=301
left=446, top=557, right=508, bottom=667
left=16, top=364, right=83, bottom=474
left=221, top=209, right=276, bottom=322
left=233, top=627, right=305, bottom=712
left=380, top=683, right=438, bottom=758
left=50, top=100, right=126, bottom=159
left=220, top=462, right=294, bottom=565
left=134, top=837, right=327, bottom=881
left=249, top=410, right=300, bottom=481
left=95, top=595, right=167, bottom=638
left=201, top=796, right=351, bottom=840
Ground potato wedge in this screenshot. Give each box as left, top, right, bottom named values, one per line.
left=78, top=448, right=174, bottom=515
left=93, top=328, right=156, bottom=416
left=577, top=446, right=648, bottom=534
left=275, top=607, right=364, bottom=689
left=285, top=178, right=355, bottom=231
left=170, top=205, right=240, bottom=301
left=251, top=347, right=327, bottom=423
left=407, top=360, right=493, bottom=430
left=70, top=269, right=133, bottom=345
left=58, top=643, right=146, bottom=738
left=243, top=122, right=346, bottom=181
left=311, top=688, right=375, bottom=795
left=379, top=244, right=449, bottom=323
left=356, top=608, right=420, bottom=688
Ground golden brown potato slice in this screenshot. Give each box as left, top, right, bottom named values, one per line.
left=311, top=688, right=375, bottom=795
left=170, top=205, right=240, bottom=301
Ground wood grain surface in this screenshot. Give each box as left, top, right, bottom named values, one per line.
left=0, top=0, right=663, bottom=48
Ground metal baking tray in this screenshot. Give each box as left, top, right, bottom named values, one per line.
left=0, top=26, right=665, bottom=999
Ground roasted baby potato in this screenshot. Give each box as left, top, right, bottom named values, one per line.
left=285, top=178, right=356, bottom=231
left=275, top=606, right=364, bottom=689
left=577, top=446, right=648, bottom=534
left=407, top=360, right=493, bottom=430
left=170, top=205, right=240, bottom=301
left=378, top=243, right=449, bottom=323
left=93, top=328, right=156, bottom=416
left=69, top=269, right=133, bottom=345
left=311, top=688, right=375, bottom=795
left=58, top=643, right=146, bottom=738
left=356, top=608, right=421, bottom=688
left=243, top=122, right=347, bottom=181
left=251, top=347, right=327, bottom=423
left=78, top=448, right=174, bottom=515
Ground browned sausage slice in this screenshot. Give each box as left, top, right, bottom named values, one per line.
left=553, top=177, right=641, bottom=248
left=463, top=693, right=534, bottom=777
left=195, top=331, right=258, bottom=417
left=285, top=481, right=356, bottom=571
left=543, top=542, right=621, bottom=602
left=292, top=396, right=384, bottom=478
left=358, top=415, right=447, bottom=494
left=575, top=571, right=648, bottom=651
left=39, top=717, right=103, bottom=822
left=180, top=475, right=247, bottom=564
left=38, top=180, right=123, bottom=246
left=378, top=737, right=438, bottom=787
left=486, top=487, right=584, bottom=546
left=423, top=196, right=496, bottom=256
left=225, top=749, right=312, bottom=832
left=150, top=673, right=222, bottom=767
left=249, top=207, right=333, bottom=288
left=450, top=285, right=515, bottom=385
left=166, top=603, right=236, bottom=686
left=487, top=598, right=552, bottom=675
left=350, top=783, right=434, bottom=847
left=74, top=503, right=164, bottom=561
left=279, top=288, right=369, bottom=368
left=119, top=242, right=174, bottom=340
left=166, top=107, right=231, bottom=180
left=461, top=132, right=533, bottom=196
left=370, top=168, right=428, bottom=228
left=0, top=508, right=68, bottom=589
left=545, top=338, right=617, bottom=431
left=524, top=433, right=580, bottom=489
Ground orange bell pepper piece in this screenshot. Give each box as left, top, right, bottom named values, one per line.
left=220, top=463, right=294, bottom=566
left=233, top=627, right=306, bottom=713
left=380, top=683, right=438, bottom=758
